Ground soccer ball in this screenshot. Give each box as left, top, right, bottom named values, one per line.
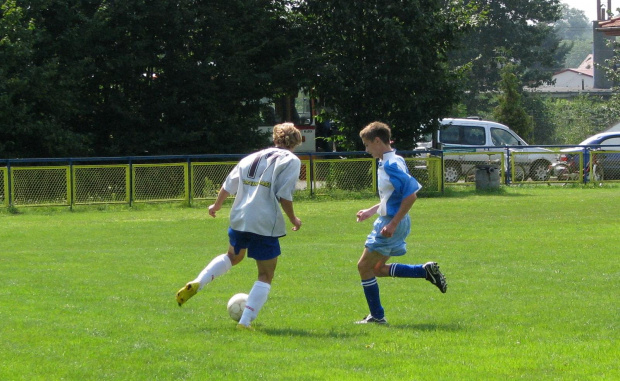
left=227, top=293, right=248, bottom=322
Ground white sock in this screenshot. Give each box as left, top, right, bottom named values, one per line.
left=238, top=281, right=271, bottom=327
left=193, top=254, right=232, bottom=290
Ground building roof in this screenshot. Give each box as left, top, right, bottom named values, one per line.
left=577, top=54, right=594, bottom=72
left=553, top=54, right=594, bottom=78
left=597, top=16, right=620, bottom=36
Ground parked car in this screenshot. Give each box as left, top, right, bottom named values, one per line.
left=552, top=132, right=620, bottom=181
left=416, top=118, right=556, bottom=182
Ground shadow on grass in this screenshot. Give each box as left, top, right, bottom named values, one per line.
left=390, top=322, right=464, bottom=332
left=261, top=327, right=364, bottom=338
left=429, top=186, right=535, bottom=198
left=261, top=322, right=463, bottom=336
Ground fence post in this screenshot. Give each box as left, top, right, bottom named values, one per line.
left=69, top=159, right=74, bottom=210
left=505, top=147, right=511, bottom=185
left=309, top=153, right=314, bottom=196
left=584, top=147, right=590, bottom=184
left=7, top=160, right=12, bottom=207
left=129, top=158, right=133, bottom=207
left=187, top=157, right=192, bottom=206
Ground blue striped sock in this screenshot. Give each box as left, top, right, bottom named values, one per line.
left=361, top=277, right=384, bottom=319
left=389, top=263, right=426, bottom=278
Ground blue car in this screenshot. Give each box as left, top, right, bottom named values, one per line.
left=557, top=132, right=620, bottom=181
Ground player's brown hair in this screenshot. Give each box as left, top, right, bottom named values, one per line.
left=359, top=122, right=391, bottom=145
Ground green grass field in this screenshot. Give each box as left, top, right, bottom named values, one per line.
left=1, top=187, right=618, bottom=380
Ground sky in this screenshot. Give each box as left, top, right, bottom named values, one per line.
left=562, top=0, right=602, bottom=22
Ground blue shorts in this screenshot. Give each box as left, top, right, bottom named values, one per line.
left=364, top=215, right=410, bottom=257
left=228, top=228, right=281, bottom=260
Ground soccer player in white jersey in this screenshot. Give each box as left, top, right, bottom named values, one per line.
left=176, top=123, right=303, bottom=329
left=355, top=121, right=447, bottom=324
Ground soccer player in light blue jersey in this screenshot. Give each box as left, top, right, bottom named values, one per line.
left=176, top=123, right=303, bottom=329
left=355, top=122, right=447, bottom=325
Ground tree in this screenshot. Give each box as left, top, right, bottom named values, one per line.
left=554, top=4, right=591, bottom=41
left=0, top=0, right=302, bottom=158
left=493, top=64, right=533, bottom=140
left=0, top=0, right=93, bottom=157
left=300, top=0, right=478, bottom=150
left=76, top=0, right=303, bottom=156
left=450, top=0, right=565, bottom=115
left=554, top=5, right=592, bottom=68
left=547, top=96, right=613, bottom=144
left=598, top=38, right=620, bottom=128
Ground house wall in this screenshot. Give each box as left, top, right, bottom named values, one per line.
left=553, top=71, right=594, bottom=89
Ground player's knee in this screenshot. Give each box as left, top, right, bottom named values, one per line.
left=357, top=259, right=370, bottom=275
left=227, top=251, right=244, bottom=266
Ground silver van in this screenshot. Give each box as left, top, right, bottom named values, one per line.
left=417, top=118, right=555, bottom=182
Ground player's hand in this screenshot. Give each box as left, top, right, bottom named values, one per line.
left=356, top=209, right=370, bottom=222
left=380, top=224, right=395, bottom=237
left=208, top=204, right=220, bottom=218
left=291, top=217, right=302, bottom=231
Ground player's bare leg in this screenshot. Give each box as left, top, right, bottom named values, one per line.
left=238, top=257, right=277, bottom=327
left=176, top=246, right=245, bottom=306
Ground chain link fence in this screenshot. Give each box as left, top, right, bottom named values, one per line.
left=192, top=162, right=238, bottom=200
left=11, top=167, right=70, bottom=206
left=73, top=165, right=129, bottom=204
left=1, top=148, right=618, bottom=208
left=0, top=168, right=6, bottom=206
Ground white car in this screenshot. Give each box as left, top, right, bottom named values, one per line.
left=417, top=118, right=556, bottom=183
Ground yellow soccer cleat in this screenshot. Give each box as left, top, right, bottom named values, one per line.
left=236, top=323, right=255, bottom=331
left=176, top=281, right=200, bottom=306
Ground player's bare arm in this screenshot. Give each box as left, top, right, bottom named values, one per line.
left=279, top=198, right=301, bottom=231
left=208, top=187, right=230, bottom=217
left=356, top=204, right=380, bottom=222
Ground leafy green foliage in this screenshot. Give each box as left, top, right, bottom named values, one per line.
left=544, top=95, right=615, bottom=144
left=1, top=0, right=598, bottom=157
left=0, top=0, right=299, bottom=158
left=521, top=93, right=555, bottom=145
left=554, top=5, right=592, bottom=69
left=493, top=64, right=533, bottom=140
left=300, top=0, right=479, bottom=150
left=554, top=4, right=591, bottom=41
left=451, top=0, right=565, bottom=113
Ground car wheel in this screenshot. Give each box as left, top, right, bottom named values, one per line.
left=444, top=162, right=461, bottom=183
left=530, top=161, right=550, bottom=181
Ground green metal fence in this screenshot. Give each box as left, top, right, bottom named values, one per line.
left=11, top=166, right=70, bottom=206
left=0, top=153, right=441, bottom=208
left=191, top=162, right=237, bottom=200
left=1, top=167, right=6, bottom=207
left=73, top=165, right=130, bottom=204
left=3, top=147, right=615, bottom=208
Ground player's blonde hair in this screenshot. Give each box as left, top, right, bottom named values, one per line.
left=273, top=123, right=302, bottom=150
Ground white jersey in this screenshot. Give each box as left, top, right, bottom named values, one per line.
left=223, top=147, right=301, bottom=237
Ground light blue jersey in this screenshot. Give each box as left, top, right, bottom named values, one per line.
left=377, top=151, right=421, bottom=217
left=365, top=150, right=421, bottom=256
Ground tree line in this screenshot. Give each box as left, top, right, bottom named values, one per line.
left=1, top=0, right=573, bottom=158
